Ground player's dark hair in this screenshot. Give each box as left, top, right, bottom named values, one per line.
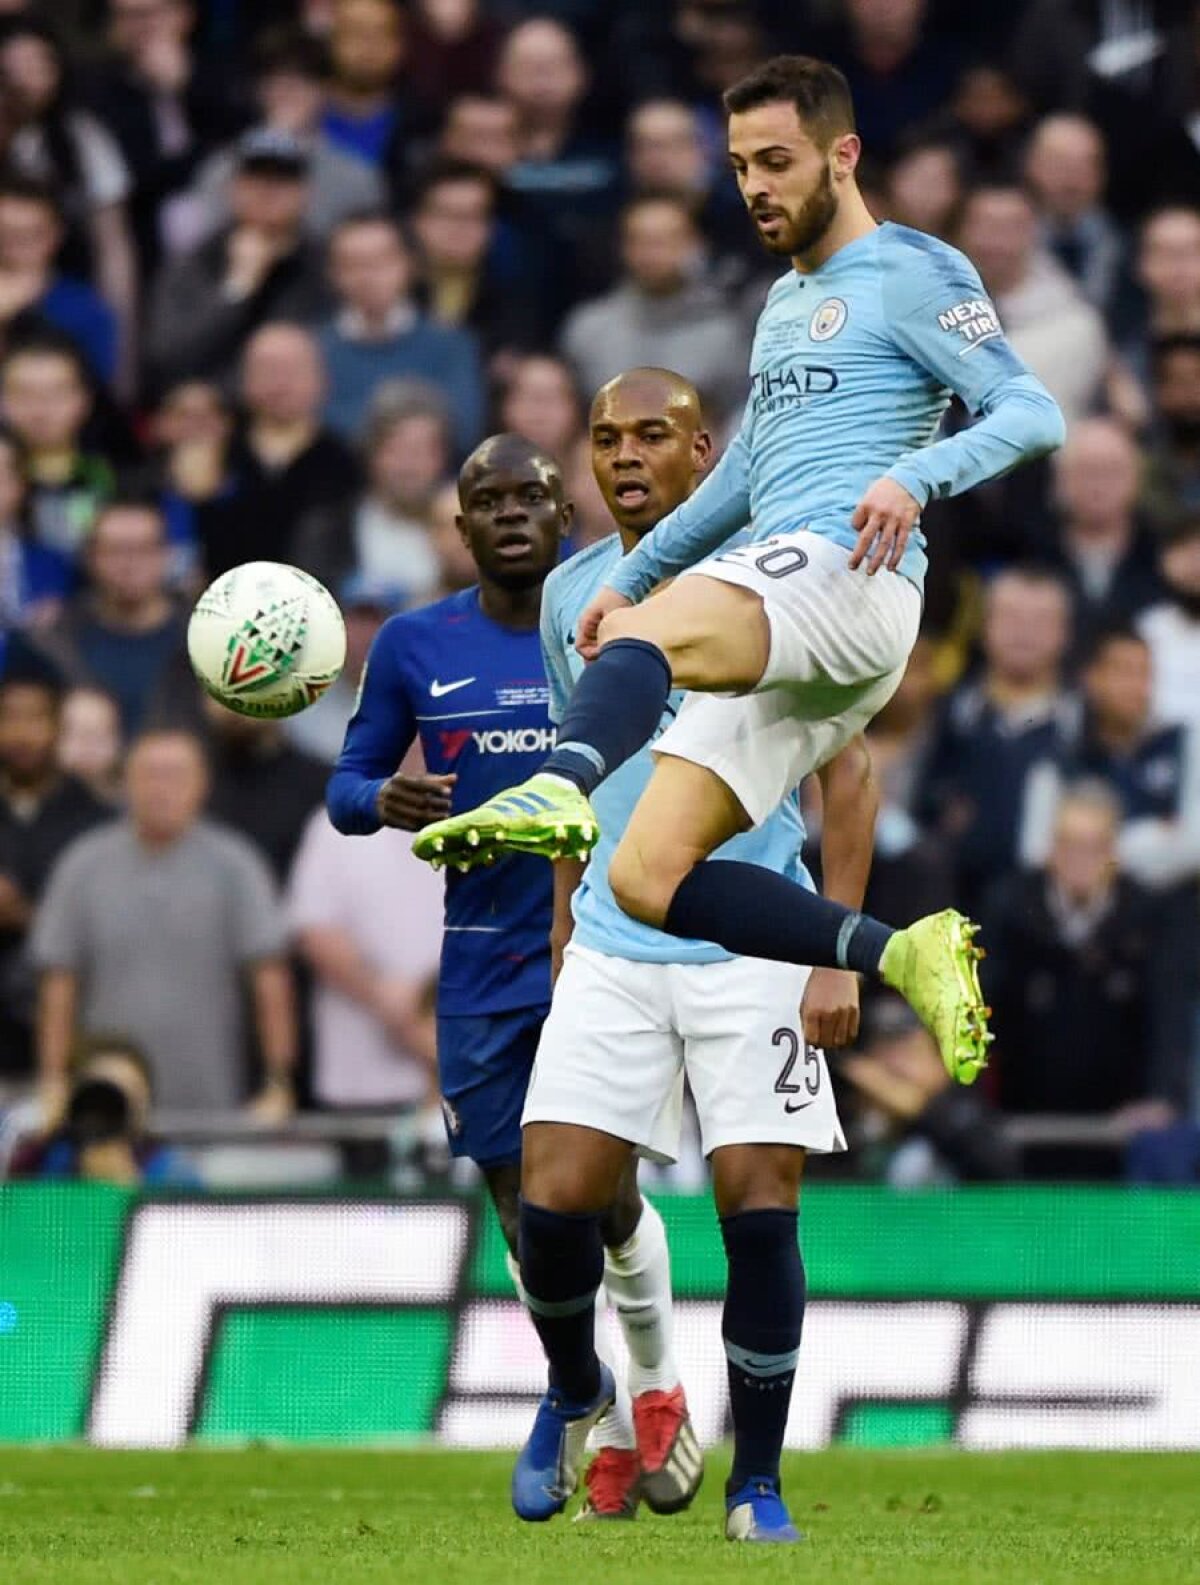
left=723, top=55, right=856, bottom=147
left=1084, top=624, right=1148, bottom=667
left=1151, top=332, right=1200, bottom=375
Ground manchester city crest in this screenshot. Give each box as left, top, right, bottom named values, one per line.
left=809, top=297, right=847, bottom=341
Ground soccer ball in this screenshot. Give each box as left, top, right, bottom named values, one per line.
left=187, top=561, right=346, bottom=719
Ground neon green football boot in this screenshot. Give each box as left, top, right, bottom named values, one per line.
left=413, top=773, right=599, bottom=870
left=879, top=909, right=993, bottom=1084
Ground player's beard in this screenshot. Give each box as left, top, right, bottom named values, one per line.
left=753, top=164, right=838, bottom=258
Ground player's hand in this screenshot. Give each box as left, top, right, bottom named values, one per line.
left=377, top=772, right=456, bottom=831
left=576, top=586, right=632, bottom=663
left=801, top=967, right=860, bottom=1049
left=849, top=478, right=922, bottom=575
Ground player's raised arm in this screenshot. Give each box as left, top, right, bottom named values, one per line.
left=879, top=237, right=1066, bottom=515
left=604, top=403, right=754, bottom=606
left=326, top=620, right=446, bottom=834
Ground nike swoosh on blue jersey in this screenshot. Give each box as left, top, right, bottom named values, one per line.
left=430, top=677, right=476, bottom=697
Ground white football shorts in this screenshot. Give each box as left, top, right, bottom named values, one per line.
left=656, top=529, right=922, bottom=826
left=522, top=942, right=845, bottom=1163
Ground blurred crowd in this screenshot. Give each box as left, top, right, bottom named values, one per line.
left=0, top=0, right=1199, bottom=1188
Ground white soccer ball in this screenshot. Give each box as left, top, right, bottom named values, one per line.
left=187, top=561, right=347, bottom=720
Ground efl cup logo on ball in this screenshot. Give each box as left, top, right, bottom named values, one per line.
left=188, top=562, right=347, bottom=720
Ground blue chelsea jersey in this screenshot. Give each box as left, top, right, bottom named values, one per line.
left=608, top=222, right=1064, bottom=605
left=327, top=587, right=553, bottom=1016
left=542, top=537, right=814, bottom=964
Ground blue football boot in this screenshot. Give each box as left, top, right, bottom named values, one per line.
left=724, top=1476, right=804, bottom=1543
left=511, top=1364, right=616, bottom=1522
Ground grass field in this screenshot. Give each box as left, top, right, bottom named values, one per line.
left=2, top=1448, right=1199, bottom=1585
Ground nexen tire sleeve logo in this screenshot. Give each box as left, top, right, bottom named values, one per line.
left=85, top=1202, right=1200, bottom=1450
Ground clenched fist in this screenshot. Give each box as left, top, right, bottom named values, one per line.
left=377, top=772, right=456, bottom=831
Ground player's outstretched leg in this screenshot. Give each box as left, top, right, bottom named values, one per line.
left=511, top=1199, right=615, bottom=1521
left=602, top=1192, right=702, bottom=1513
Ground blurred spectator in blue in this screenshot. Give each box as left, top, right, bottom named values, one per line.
left=318, top=211, right=483, bottom=452
left=85, top=0, right=248, bottom=281
left=0, top=16, right=138, bottom=392
left=1045, top=418, right=1164, bottom=655
left=175, top=26, right=385, bottom=253
left=497, top=353, right=584, bottom=470
left=140, top=379, right=234, bottom=589
left=32, top=728, right=297, bottom=1117
left=348, top=379, right=448, bottom=597
left=0, top=421, right=73, bottom=629
left=561, top=194, right=747, bottom=428
left=1024, top=113, right=1123, bottom=315
left=0, top=333, right=114, bottom=562
left=884, top=134, right=962, bottom=239
left=957, top=183, right=1108, bottom=424
left=1138, top=518, right=1200, bottom=737
left=201, top=323, right=359, bottom=579
left=0, top=175, right=117, bottom=385
left=1074, top=626, right=1200, bottom=892
left=56, top=685, right=124, bottom=808
left=982, top=782, right=1191, bottom=1173
left=144, top=128, right=328, bottom=395
left=1140, top=334, right=1200, bottom=532
left=409, top=159, right=541, bottom=361
left=916, top=566, right=1079, bottom=913
left=1113, top=206, right=1200, bottom=414
left=0, top=673, right=108, bottom=1082
left=323, top=0, right=426, bottom=184
left=202, top=695, right=329, bottom=882
left=33, top=498, right=185, bottom=740
left=9, top=1033, right=201, bottom=1186
left=284, top=573, right=406, bottom=764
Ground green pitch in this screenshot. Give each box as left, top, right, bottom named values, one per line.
left=2, top=1448, right=1198, bottom=1585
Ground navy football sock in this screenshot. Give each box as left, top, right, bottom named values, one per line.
left=720, top=1209, right=806, bottom=1491
left=665, top=859, right=893, bottom=976
left=543, top=638, right=672, bottom=794
left=518, top=1199, right=604, bottom=1403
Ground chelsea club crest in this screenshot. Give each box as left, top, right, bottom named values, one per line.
left=809, top=297, right=847, bottom=341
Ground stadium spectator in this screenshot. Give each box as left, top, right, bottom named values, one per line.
left=318, top=211, right=484, bottom=451
left=0, top=421, right=73, bottom=628
left=931, top=63, right=1033, bottom=185
left=0, top=16, right=138, bottom=390
left=1073, top=627, right=1200, bottom=893
left=0, top=333, right=113, bottom=562
left=288, top=807, right=443, bottom=1109
left=202, top=696, right=328, bottom=882
left=982, top=783, right=1192, bottom=1172
left=437, top=92, right=519, bottom=179
left=1024, top=113, right=1122, bottom=314
left=322, top=0, right=419, bottom=184
left=1140, top=334, right=1200, bottom=532
left=1117, top=206, right=1200, bottom=403
left=405, top=0, right=502, bottom=108
left=957, top=184, right=1108, bottom=423
left=200, top=323, right=359, bottom=577
left=0, top=673, right=107, bottom=1082
left=8, top=1032, right=200, bottom=1185
left=56, top=685, right=123, bottom=806
left=31, top=728, right=296, bottom=1116
left=85, top=0, right=247, bottom=277
left=1046, top=418, right=1164, bottom=654
left=1138, top=518, right=1200, bottom=736
left=497, top=354, right=583, bottom=468
left=410, top=160, right=540, bottom=360
left=144, top=127, right=328, bottom=394
left=625, top=98, right=750, bottom=270
left=141, top=379, right=235, bottom=588
left=284, top=572, right=406, bottom=763
left=427, top=479, right=476, bottom=597
left=560, top=195, right=746, bottom=426
left=0, top=175, right=118, bottom=385
left=916, top=566, right=1079, bottom=913
left=884, top=135, right=962, bottom=238
left=34, top=499, right=185, bottom=740
left=175, top=26, right=385, bottom=250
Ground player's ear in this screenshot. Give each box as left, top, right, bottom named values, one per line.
left=559, top=499, right=575, bottom=537
left=692, top=429, right=714, bottom=473
left=454, top=513, right=470, bottom=547
left=831, top=132, right=860, bottom=183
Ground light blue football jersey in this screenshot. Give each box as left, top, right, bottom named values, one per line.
left=607, top=222, right=1065, bottom=604
left=541, top=536, right=814, bottom=964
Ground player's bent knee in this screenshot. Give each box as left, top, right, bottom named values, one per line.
left=608, top=845, right=683, bottom=930
left=711, top=1143, right=806, bottom=1219
left=522, top=1122, right=631, bottom=1216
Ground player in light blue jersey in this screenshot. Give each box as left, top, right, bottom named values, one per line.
left=513, top=368, right=877, bottom=1544
left=415, top=55, right=1065, bottom=1090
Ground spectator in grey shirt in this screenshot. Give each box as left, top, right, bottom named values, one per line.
left=31, top=729, right=296, bottom=1121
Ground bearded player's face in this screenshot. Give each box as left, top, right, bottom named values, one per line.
left=728, top=101, right=841, bottom=259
